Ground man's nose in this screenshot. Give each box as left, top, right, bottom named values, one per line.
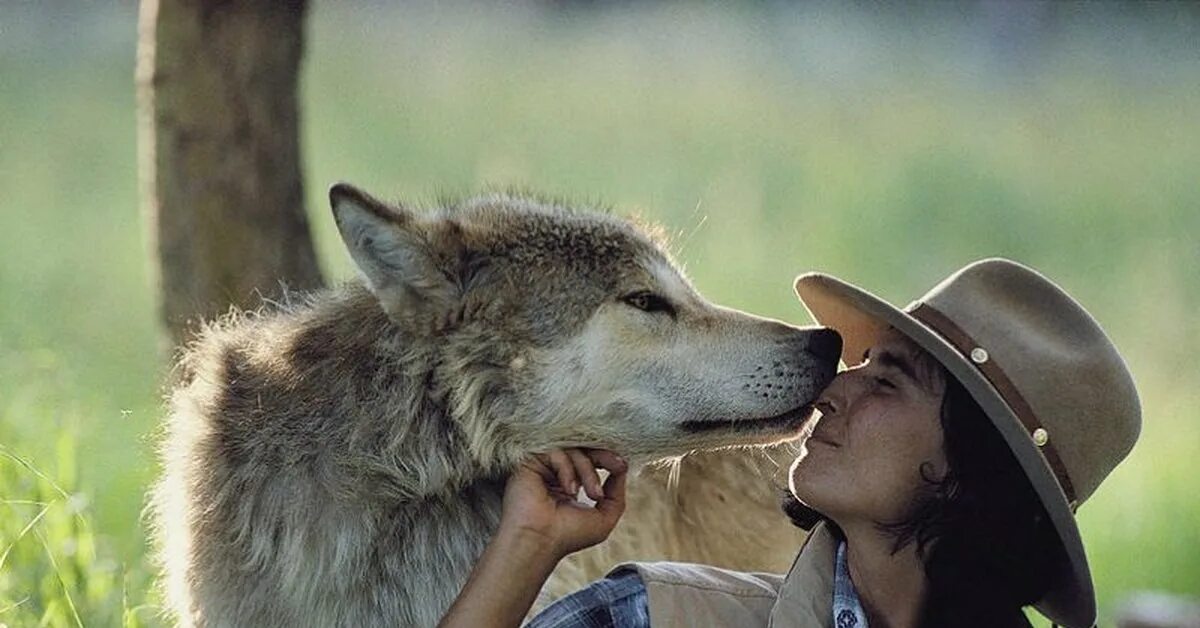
left=815, top=374, right=847, bottom=416
left=815, top=365, right=869, bottom=416
left=814, top=398, right=838, bottom=417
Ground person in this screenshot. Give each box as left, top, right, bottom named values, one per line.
left=438, top=258, right=1141, bottom=628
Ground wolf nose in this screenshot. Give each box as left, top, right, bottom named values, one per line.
left=807, top=328, right=843, bottom=364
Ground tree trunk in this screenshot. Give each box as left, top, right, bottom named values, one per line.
left=136, top=0, right=323, bottom=348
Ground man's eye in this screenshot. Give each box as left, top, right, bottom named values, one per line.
left=621, top=291, right=676, bottom=317
left=875, top=377, right=895, bottom=390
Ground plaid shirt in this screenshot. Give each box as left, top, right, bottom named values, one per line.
left=525, top=567, right=650, bottom=628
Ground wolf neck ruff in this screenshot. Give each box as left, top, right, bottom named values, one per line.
left=907, top=301, right=1077, bottom=508
left=794, top=258, right=1141, bottom=628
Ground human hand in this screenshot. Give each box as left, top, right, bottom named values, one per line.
left=498, top=448, right=628, bottom=559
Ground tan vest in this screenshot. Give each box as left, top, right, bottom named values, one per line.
left=613, top=523, right=838, bottom=628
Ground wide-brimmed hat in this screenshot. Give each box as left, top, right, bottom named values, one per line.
left=794, top=258, right=1140, bottom=627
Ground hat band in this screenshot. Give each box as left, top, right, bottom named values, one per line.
left=909, top=302, right=1079, bottom=508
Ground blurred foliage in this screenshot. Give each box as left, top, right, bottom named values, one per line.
left=0, top=424, right=156, bottom=626
left=1, top=2, right=1197, bottom=625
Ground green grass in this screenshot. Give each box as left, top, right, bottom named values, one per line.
left=0, top=429, right=156, bottom=627
left=2, top=3, right=1198, bottom=625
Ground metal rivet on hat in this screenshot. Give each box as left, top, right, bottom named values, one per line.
left=970, top=347, right=989, bottom=364
left=1032, top=427, right=1049, bottom=447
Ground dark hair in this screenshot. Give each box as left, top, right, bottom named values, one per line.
left=782, top=370, right=1066, bottom=627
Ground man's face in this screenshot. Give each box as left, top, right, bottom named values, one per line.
left=789, top=329, right=949, bottom=527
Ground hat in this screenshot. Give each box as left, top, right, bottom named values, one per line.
left=794, top=258, right=1140, bottom=627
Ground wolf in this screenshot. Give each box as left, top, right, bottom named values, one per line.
left=150, top=183, right=841, bottom=627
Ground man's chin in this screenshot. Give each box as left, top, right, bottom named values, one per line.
left=787, top=452, right=813, bottom=497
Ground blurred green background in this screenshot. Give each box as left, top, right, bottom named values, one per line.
left=2, top=2, right=1197, bottom=625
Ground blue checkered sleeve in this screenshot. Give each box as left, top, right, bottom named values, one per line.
left=524, top=568, right=651, bottom=628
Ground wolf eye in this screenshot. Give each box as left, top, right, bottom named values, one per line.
left=621, top=291, right=676, bottom=317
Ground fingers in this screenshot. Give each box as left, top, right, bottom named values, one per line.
left=596, top=466, right=627, bottom=521
left=508, top=449, right=629, bottom=557
left=514, top=455, right=572, bottom=503
left=520, top=455, right=555, bottom=483
left=566, top=449, right=602, bottom=500
left=584, top=449, right=627, bottom=475
left=533, top=448, right=627, bottom=502
left=544, top=449, right=577, bottom=495
left=561, top=466, right=627, bottom=551
left=573, top=451, right=628, bottom=501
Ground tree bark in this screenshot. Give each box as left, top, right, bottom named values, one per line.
left=136, top=0, right=323, bottom=347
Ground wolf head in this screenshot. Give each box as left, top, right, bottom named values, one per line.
left=330, top=183, right=840, bottom=467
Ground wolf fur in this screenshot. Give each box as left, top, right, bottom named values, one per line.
left=150, top=184, right=839, bottom=627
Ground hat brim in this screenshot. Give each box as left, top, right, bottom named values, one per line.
left=794, top=272, right=1095, bottom=627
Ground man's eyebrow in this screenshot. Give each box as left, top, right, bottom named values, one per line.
left=870, top=349, right=922, bottom=384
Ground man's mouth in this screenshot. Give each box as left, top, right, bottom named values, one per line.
left=678, top=404, right=816, bottom=434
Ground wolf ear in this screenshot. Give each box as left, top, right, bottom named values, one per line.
left=329, top=183, right=459, bottom=322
